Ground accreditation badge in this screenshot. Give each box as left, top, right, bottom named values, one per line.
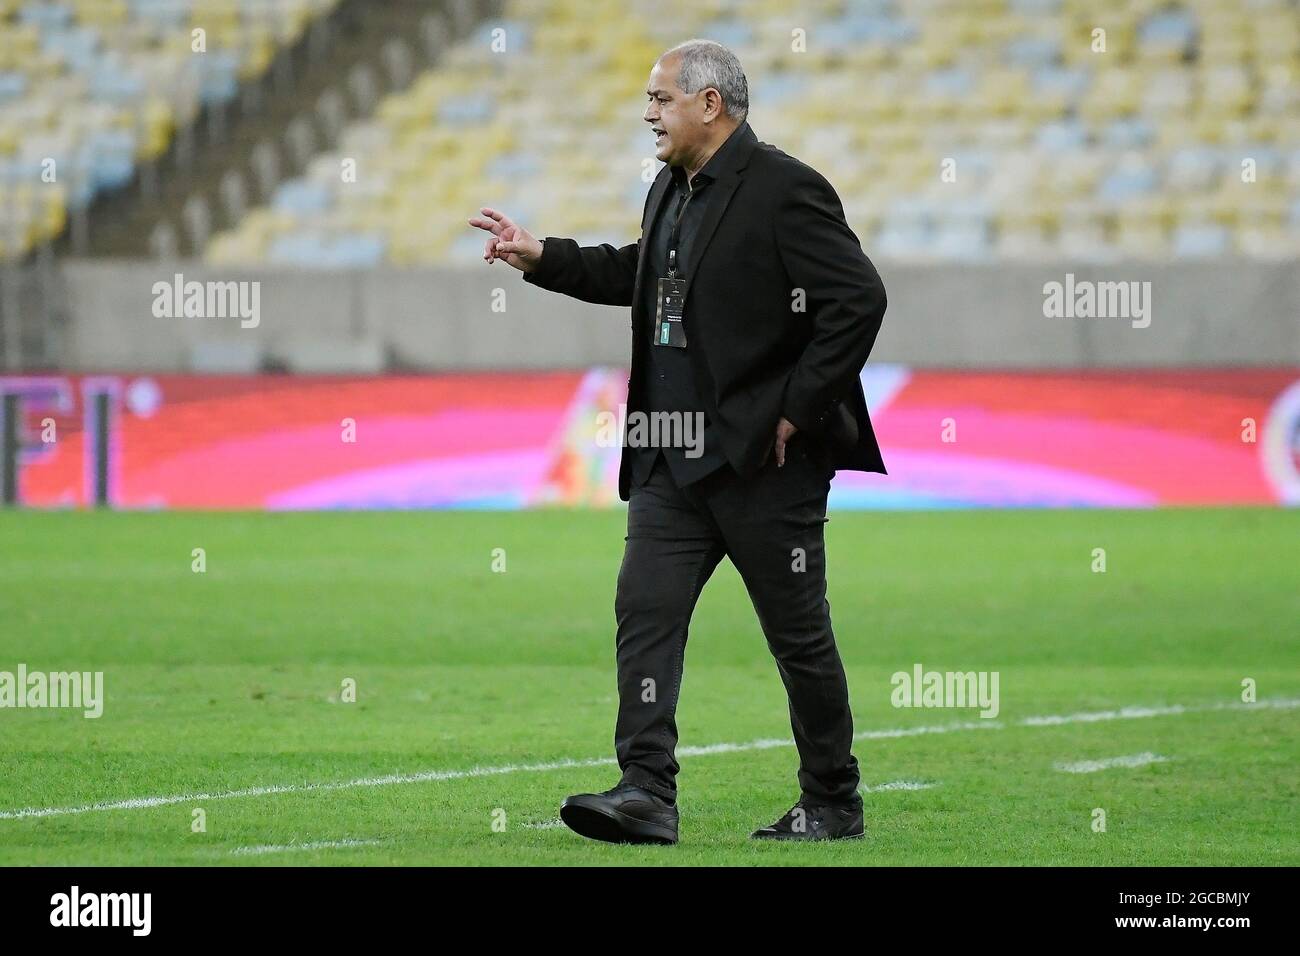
left=654, top=276, right=688, bottom=348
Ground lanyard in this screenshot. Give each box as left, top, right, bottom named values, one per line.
left=666, top=180, right=698, bottom=278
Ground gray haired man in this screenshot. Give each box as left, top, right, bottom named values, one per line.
left=468, top=39, right=888, bottom=844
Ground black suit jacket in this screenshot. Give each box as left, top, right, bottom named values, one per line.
left=524, top=123, right=888, bottom=502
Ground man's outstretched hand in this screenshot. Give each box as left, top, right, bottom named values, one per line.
left=467, top=207, right=543, bottom=273
left=773, top=416, right=798, bottom=467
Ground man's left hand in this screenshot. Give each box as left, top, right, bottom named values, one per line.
left=774, top=416, right=798, bottom=468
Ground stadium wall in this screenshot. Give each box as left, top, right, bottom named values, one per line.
left=18, top=257, right=1300, bottom=372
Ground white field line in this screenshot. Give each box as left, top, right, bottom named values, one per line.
left=861, top=780, right=936, bottom=792
left=1, top=697, right=1294, bottom=822
left=1054, top=752, right=1170, bottom=774
left=230, top=838, right=381, bottom=856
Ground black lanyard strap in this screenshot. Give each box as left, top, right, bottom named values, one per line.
left=667, top=182, right=698, bottom=277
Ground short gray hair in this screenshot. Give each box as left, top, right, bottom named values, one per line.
left=659, top=39, right=749, bottom=122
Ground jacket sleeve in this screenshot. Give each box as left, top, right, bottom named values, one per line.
left=522, top=236, right=639, bottom=307
left=774, top=164, right=887, bottom=435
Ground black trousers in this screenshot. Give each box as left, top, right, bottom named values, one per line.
left=612, top=434, right=861, bottom=808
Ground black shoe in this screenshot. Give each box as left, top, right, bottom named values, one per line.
left=559, top=782, right=679, bottom=845
left=750, top=800, right=865, bottom=841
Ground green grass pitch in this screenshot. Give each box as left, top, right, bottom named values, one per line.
left=0, top=507, right=1296, bottom=866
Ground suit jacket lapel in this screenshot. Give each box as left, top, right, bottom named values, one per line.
left=633, top=170, right=674, bottom=326
left=680, top=123, right=757, bottom=299
left=681, top=172, right=740, bottom=302
left=634, top=124, right=759, bottom=317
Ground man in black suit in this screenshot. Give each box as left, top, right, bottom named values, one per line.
left=468, top=39, right=886, bottom=844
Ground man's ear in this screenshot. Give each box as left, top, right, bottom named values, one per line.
left=704, top=88, right=723, bottom=120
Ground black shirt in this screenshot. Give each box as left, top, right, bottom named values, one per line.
left=630, top=121, right=753, bottom=490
